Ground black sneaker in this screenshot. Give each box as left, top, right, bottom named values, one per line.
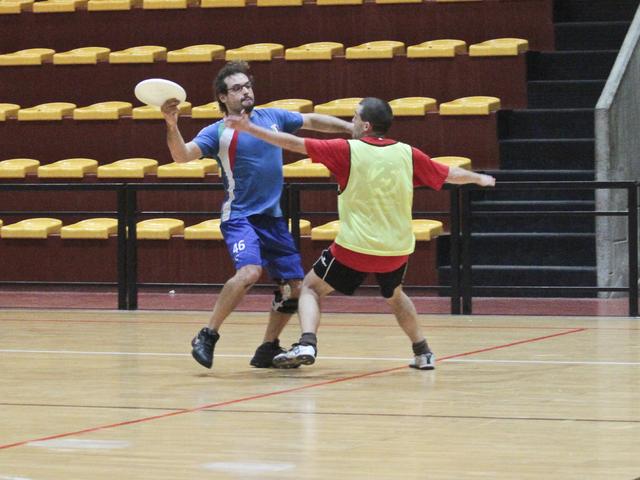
left=250, top=339, right=297, bottom=368
left=191, top=327, right=219, bottom=369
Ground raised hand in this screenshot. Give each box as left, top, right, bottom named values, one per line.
left=161, top=98, right=181, bottom=128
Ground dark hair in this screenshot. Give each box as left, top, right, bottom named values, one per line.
left=214, top=61, right=254, bottom=114
left=359, top=97, right=393, bottom=135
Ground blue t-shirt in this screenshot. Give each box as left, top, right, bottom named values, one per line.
left=192, top=108, right=303, bottom=221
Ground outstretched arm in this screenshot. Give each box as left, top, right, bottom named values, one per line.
left=300, top=113, right=354, bottom=135
left=446, top=166, right=496, bottom=187
left=161, top=98, right=202, bottom=163
left=225, top=112, right=309, bottom=155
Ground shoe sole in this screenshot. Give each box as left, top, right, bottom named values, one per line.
left=273, top=354, right=315, bottom=368
left=409, top=364, right=435, bottom=370
left=192, top=350, right=212, bottom=369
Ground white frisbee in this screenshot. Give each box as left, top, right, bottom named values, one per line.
left=134, top=78, right=187, bottom=107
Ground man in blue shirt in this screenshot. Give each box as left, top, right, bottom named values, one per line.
left=161, top=61, right=353, bottom=370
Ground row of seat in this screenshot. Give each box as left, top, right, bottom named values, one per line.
left=0, top=39, right=528, bottom=66
left=0, top=155, right=470, bottom=178
left=1, top=0, right=483, bottom=14
left=0, top=97, right=502, bottom=122
left=0, top=217, right=444, bottom=240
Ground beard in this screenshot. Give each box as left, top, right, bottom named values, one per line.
left=241, top=96, right=255, bottom=113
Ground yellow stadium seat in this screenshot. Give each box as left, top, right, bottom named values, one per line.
left=17, top=102, right=76, bottom=121
left=109, top=46, right=167, bottom=64
left=37, top=158, right=98, bottom=178
left=345, top=41, right=405, bottom=60
left=314, top=98, right=362, bottom=116
left=375, top=0, right=420, bottom=4
left=1, top=218, right=62, bottom=239
left=257, top=0, right=301, bottom=6
left=411, top=219, right=443, bottom=241
left=0, top=219, right=2, bottom=228
left=184, top=219, right=222, bottom=240
left=132, top=102, right=191, bottom=119
left=407, top=39, right=467, bottom=58
left=0, top=104, right=20, bottom=121
left=167, top=44, right=225, bottom=63
left=225, top=43, right=284, bottom=61
left=316, top=0, right=362, bottom=5
left=285, top=42, right=344, bottom=61
left=73, top=101, right=132, bottom=120
left=200, top=0, right=244, bottom=7
left=289, top=219, right=311, bottom=235
left=0, top=158, right=40, bottom=178
left=97, top=158, right=158, bottom=178
left=389, top=97, right=437, bottom=116
left=186, top=218, right=310, bottom=240
left=256, top=99, right=313, bottom=112
left=33, top=0, right=87, bottom=12
left=87, top=0, right=136, bottom=10
left=60, top=218, right=118, bottom=239
left=191, top=102, right=224, bottom=119
left=53, top=47, right=111, bottom=65
left=311, top=219, right=443, bottom=241
left=283, top=158, right=330, bottom=178
left=469, top=38, right=529, bottom=57
left=143, top=0, right=196, bottom=9
left=157, top=158, right=218, bottom=178
left=310, top=220, right=340, bottom=241
left=439, top=96, right=501, bottom=115
left=432, top=156, right=472, bottom=170
left=0, top=0, right=34, bottom=14
left=0, top=48, right=55, bottom=66
left=137, top=218, right=184, bottom=240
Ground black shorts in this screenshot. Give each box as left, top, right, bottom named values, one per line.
left=312, top=248, right=408, bottom=298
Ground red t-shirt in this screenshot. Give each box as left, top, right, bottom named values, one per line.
left=304, top=136, right=449, bottom=273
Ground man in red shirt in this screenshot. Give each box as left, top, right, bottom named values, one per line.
left=225, top=97, right=495, bottom=370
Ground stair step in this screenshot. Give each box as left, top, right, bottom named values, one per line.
left=498, top=109, right=594, bottom=139
left=438, top=265, right=598, bottom=297
left=469, top=213, right=595, bottom=233
left=438, top=233, right=595, bottom=266
left=554, top=0, right=640, bottom=22
left=471, top=200, right=595, bottom=211
left=527, top=51, right=618, bottom=81
left=554, top=22, right=631, bottom=51
left=464, top=200, right=595, bottom=232
left=499, top=138, right=594, bottom=170
left=528, top=80, right=606, bottom=108
left=486, top=169, right=594, bottom=181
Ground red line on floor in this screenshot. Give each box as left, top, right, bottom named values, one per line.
left=0, top=327, right=588, bottom=451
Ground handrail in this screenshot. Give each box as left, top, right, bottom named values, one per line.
left=0, top=180, right=637, bottom=315
left=458, top=181, right=638, bottom=316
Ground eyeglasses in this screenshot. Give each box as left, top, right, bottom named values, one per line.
left=227, top=82, right=253, bottom=93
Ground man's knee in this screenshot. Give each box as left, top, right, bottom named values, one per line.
left=232, top=264, right=262, bottom=288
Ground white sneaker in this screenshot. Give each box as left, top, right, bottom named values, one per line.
left=409, top=352, right=435, bottom=370
left=273, top=344, right=316, bottom=368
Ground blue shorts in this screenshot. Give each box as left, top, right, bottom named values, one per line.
left=221, top=214, right=305, bottom=281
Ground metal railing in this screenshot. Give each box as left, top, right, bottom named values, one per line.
left=456, top=181, right=638, bottom=316
left=0, top=181, right=637, bottom=315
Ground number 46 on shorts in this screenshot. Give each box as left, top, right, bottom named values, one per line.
left=233, top=240, right=246, bottom=254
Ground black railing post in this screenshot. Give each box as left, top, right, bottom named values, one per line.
left=628, top=185, right=638, bottom=317
left=126, top=187, right=138, bottom=310
left=290, top=184, right=301, bottom=250
left=116, top=186, right=128, bottom=310
left=449, top=186, right=461, bottom=314
left=461, top=186, right=473, bottom=314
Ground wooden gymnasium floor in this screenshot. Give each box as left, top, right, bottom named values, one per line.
left=1, top=309, right=639, bottom=479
